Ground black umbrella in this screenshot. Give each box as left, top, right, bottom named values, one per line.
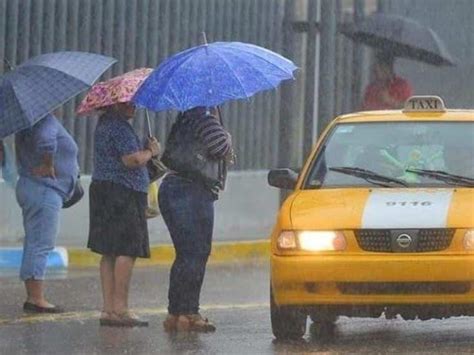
left=340, top=13, right=456, bottom=66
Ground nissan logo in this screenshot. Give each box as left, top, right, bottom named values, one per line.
left=396, top=234, right=412, bottom=248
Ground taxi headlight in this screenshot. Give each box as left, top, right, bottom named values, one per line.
left=277, top=231, right=297, bottom=250
left=298, top=231, right=346, bottom=252
left=463, top=230, right=474, bottom=250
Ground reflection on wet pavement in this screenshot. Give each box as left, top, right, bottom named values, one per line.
left=1, top=265, right=474, bottom=354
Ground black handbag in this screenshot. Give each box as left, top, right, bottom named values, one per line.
left=62, top=176, right=84, bottom=209
left=147, top=156, right=168, bottom=182
left=161, top=114, right=225, bottom=189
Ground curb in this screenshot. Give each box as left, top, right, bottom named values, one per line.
left=68, top=240, right=270, bottom=267
left=0, top=247, right=68, bottom=269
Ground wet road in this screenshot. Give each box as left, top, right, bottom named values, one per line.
left=1, top=264, right=474, bottom=354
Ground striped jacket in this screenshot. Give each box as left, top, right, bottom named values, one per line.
left=180, top=110, right=232, bottom=159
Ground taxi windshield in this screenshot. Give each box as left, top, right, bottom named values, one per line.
left=304, top=121, right=474, bottom=188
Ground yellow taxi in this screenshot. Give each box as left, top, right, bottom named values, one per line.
left=268, top=96, right=474, bottom=339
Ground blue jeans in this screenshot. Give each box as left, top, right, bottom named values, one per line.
left=16, top=177, right=62, bottom=281
left=158, top=175, right=216, bottom=315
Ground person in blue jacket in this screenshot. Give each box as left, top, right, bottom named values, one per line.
left=15, top=114, right=79, bottom=313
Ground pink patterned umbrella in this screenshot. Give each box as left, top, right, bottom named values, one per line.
left=76, top=67, right=153, bottom=115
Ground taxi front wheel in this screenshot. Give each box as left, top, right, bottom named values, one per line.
left=309, top=319, right=336, bottom=340
left=270, top=286, right=306, bottom=340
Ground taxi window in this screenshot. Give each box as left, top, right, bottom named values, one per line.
left=304, top=121, right=474, bottom=188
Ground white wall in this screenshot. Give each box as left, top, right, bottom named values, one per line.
left=0, top=171, right=279, bottom=247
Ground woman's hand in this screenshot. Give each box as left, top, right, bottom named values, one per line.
left=32, top=153, right=56, bottom=178
left=147, top=137, right=161, bottom=157
left=225, top=149, right=236, bottom=165
left=32, top=164, right=56, bottom=178
left=224, top=133, right=235, bottom=165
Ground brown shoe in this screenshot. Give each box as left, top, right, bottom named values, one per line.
left=163, top=314, right=179, bottom=332
left=176, top=314, right=216, bottom=333
left=101, top=311, right=148, bottom=327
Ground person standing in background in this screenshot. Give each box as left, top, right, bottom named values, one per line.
left=87, top=102, right=160, bottom=327
left=362, top=51, right=413, bottom=110
left=159, top=106, right=234, bottom=333
left=15, top=113, right=79, bottom=313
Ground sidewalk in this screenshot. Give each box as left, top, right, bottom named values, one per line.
left=0, top=239, right=270, bottom=269
left=0, top=171, right=277, bottom=248
left=0, top=171, right=276, bottom=269
left=0, top=239, right=270, bottom=274
left=69, top=239, right=270, bottom=267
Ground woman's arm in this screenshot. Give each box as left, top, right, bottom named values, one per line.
left=110, top=119, right=160, bottom=169
left=121, top=137, right=160, bottom=168
left=194, top=114, right=232, bottom=159
left=121, top=149, right=153, bottom=168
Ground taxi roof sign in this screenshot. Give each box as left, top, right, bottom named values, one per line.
left=403, top=95, right=446, bottom=112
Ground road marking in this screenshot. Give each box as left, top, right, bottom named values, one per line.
left=0, top=302, right=269, bottom=326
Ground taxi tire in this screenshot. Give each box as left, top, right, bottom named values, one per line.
left=309, top=320, right=336, bottom=340
left=270, top=287, right=306, bottom=340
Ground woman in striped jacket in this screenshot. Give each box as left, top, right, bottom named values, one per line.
left=159, top=106, right=233, bottom=333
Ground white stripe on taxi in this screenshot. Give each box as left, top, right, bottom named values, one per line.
left=362, top=190, right=454, bottom=229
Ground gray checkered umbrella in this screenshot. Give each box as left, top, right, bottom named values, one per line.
left=340, top=14, right=456, bottom=66
left=0, top=51, right=117, bottom=138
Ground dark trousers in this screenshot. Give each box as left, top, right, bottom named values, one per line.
left=158, top=175, right=216, bottom=315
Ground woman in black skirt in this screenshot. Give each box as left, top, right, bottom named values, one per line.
left=87, top=102, right=160, bottom=327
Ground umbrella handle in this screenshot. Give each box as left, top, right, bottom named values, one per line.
left=216, top=106, right=229, bottom=189
left=3, top=58, right=14, bottom=71
left=217, top=106, right=224, bottom=126
left=145, top=110, right=153, bottom=138
left=201, top=32, right=208, bottom=45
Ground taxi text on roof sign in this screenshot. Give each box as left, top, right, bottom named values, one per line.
left=403, top=95, right=446, bottom=112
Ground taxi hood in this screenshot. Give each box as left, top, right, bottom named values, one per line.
left=290, top=188, right=474, bottom=230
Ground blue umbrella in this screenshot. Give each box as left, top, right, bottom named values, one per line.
left=0, top=51, right=117, bottom=138
left=133, top=42, right=297, bottom=112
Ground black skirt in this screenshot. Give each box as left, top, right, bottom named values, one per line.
left=87, top=180, right=150, bottom=258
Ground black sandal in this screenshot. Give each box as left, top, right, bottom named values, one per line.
left=23, top=302, right=64, bottom=314
left=99, top=311, right=116, bottom=326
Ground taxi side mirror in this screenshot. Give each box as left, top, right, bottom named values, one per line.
left=268, top=168, right=298, bottom=190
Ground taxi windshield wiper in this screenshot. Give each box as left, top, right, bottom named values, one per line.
left=329, top=166, right=408, bottom=187
left=406, top=169, right=474, bottom=187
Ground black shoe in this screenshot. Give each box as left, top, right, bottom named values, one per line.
left=23, top=302, right=65, bottom=314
